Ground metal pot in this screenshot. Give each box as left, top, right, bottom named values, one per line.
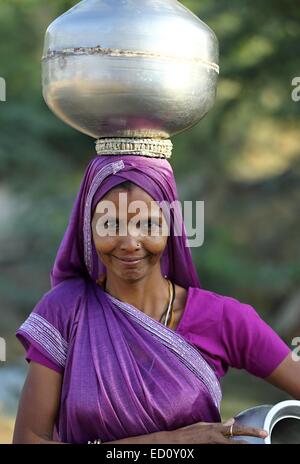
left=234, top=400, right=300, bottom=444
left=41, top=0, right=219, bottom=140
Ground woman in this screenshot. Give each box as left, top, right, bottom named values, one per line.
left=13, top=153, right=300, bottom=444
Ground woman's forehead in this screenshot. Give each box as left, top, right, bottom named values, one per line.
left=91, top=185, right=170, bottom=222
left=92, top=196, right=166, bottom=223
left=100, top=185, right=154, bottom=202
left=94, top=201, right=163, bottom=217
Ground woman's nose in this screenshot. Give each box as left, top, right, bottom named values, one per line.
left=119, top=232, right=141, bottom=251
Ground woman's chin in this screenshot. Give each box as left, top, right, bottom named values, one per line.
left=114, top=267, right=148, bottom=282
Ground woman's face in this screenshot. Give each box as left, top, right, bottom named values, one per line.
left=91, top=185, right=169, bottom=282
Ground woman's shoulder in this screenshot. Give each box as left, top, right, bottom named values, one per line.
left=28, top=277, right=87, bottom=337
left=16, top=277, right=87, bottom=372
left=186, top=286, right=257, bottom=328
left=184, top=286, right=290, bottom=378
left=191, top=285, right=255, bottom=306
left=186, top=286, right=277, bottom=351
left=42, top=276, right=86, bottom=308
left=189, top=285, right=243, bottom=304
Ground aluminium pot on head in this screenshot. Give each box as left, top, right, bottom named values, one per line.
left=41, top=0, right=219, bottom=140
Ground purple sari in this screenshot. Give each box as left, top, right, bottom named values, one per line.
left=16, top=154, right=223, bottom=443
left=17, top=277, right=221, bottom=443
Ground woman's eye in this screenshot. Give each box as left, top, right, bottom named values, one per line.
left=141, top=220, right=160, bottom=229
left=104, top=220, right=118, bottom=228
left=103, top=219, right=160, bottom=230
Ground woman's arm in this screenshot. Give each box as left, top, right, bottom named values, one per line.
left=265, top=352, right=300, bottom=400
left=13, top=362, right=64, bottom=444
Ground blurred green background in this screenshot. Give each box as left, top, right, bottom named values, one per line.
left=0, top=0, right=300, bottom=442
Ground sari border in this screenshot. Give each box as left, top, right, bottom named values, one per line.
left=83, top=160, right=125, bottom=276
left=16, top=313, right=68, bottom=367
left=104, top=291, right=222, bottom=410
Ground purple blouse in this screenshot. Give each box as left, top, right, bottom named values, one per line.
left=22, top=286, right=290, bottom=379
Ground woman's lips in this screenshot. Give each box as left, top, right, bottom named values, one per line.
left=113, top=256, right=147, bottom=266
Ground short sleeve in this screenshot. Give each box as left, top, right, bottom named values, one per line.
left=26, top=345, right=63, bottom=374
left=221, top=297, right=291, bottom=378
left=16, top=277, right=85, bottom=373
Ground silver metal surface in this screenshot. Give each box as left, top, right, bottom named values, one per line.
left=42, top=0, right=219, bottom=139
left=234, top=400, right=300, bottom=444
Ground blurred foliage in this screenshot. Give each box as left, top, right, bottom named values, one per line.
left=0, top=0, right=300, bottom=358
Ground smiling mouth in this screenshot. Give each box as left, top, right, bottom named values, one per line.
left=112, top=255, right=148, bottom=264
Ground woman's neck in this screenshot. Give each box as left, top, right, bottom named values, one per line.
left=103, top=271, right=170, bottom=319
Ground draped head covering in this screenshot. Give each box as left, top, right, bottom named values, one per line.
left=50, top=154, right=201, bottom=290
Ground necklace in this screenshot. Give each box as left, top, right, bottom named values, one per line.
left=102, top=277, right=175, bottom=329
left=159, top=279, right=175, bottom=328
